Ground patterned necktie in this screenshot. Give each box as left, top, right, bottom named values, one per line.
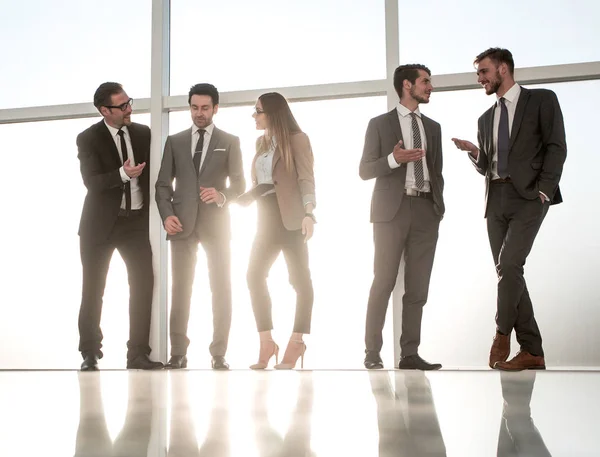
left=497, top=97, right=509, bottom=179
left=193, top=129, right=206, bottom=175
left=117, top=129, right=131, bottom=214
left=410, top=113, right=425, bottom=189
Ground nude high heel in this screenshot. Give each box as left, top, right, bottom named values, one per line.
left=274, top=340, right=306, bottom=370
left=250, top=340, right=280, bottom=370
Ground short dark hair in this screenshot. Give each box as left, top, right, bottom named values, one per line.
left=188, top=83, right=219, bottom=106
left=93, top=82, right=124, bottom=110
left=474, top=48, right=515, bottom=75
left=393, top=64, right=431, bottom=99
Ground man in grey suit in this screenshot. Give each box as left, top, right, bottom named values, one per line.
left=453, top=48, right=567, bottom=371
left=360, top=64, right=445, bottom=371
left=155, top=83, right=245, bottom=370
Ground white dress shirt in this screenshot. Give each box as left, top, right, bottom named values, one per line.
left=491, top=83, right=521, bottom=180
left=255, top=138, right=277, bottom=197
left=104, top=121, right=143, bottom=210
left=387, top=103, right=431, bottom=192
left=191, top=122, right=226, bottom=206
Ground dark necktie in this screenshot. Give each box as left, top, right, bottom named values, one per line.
left=497, top=97, right=509, bottom=179
left=117, top=129, right=132, bottom=214
left=193, top=129, right=206, bottom=175
left=410, top=113, right=425, bottom=189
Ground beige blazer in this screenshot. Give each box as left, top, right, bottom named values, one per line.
left=251, top=132, right=316, bottom=231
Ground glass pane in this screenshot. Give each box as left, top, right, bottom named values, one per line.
left=418, top=79, right=600, bottom=367
left=399, top=0, right=600, bottom=74
left=167, top=96, right=388, bottom=368
left=0, top=114, right=150, bottom=369
left=170, top=0, right=385, bottom=94
left=0, top=1, right=151, bottom=109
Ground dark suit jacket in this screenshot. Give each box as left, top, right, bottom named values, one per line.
left=359, top=109, right=445, bottom=221
left=473, top=87, right=567, bottom=215
left=77, top=120, right=151, bottom=242
left=155, top=126, right=245, bottom=240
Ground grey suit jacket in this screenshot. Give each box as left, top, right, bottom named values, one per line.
left=473, top=87, right=567, bottom=216
left=359, top=109, right=445, bottom=222
left=155, top=126, right=245, bottom=240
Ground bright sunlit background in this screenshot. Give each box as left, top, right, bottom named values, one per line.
left=1, top=0, right=599, bottom=372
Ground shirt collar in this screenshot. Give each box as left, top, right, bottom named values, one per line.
left=104, top=120, right=129, bottom=138
left=497, top=83, right=521, bottom=106
left=193, top=122, right=215, bottom=136
left=396, top=102, right=421, bottom=118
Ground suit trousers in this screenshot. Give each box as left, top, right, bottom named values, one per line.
left=247, top=193, right=314, bottom=334
left=78, top=213, right=154, bottom=360
left=486, top=181, right=549, bottom=357
left=169, top=218, right=232, bottom=357
left=365, top=195, right=440, bottom=357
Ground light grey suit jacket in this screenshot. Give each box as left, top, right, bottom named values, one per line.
left=359, top=109, right=445, bottom=222
left=155, top=126, right=245, bottom=240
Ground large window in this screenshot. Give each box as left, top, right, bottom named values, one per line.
left=0, top=115, right=151, bottom=369
left=399, top=0, right=600, bottom=74
left=0, top=1, right=151, bottom=109
left=170, top=0, right=385, bottom=94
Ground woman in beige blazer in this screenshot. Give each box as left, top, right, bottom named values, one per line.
left=247, top=92, right=316, bottom=370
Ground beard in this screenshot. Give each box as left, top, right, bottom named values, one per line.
left=485, top=71, right=503, bottom=95
left=410, top=86, right=430, bottom=104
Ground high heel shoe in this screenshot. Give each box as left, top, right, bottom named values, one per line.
left=250, top=340, right=280, bottom=370
left=274, top=340, right=306, bottom=370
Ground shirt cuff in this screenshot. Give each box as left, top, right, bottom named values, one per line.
left=388, top=153, right=401, bottom=169
left=303, top=194, right=316, bottom=207
left=539, top=191, right=549, bottom=202
left=119, top=166, right=130, bottom=183
left=217, top=192, right=227, bottom=208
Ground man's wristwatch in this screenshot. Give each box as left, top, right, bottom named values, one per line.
left=304, top=212, right=317, bottom=223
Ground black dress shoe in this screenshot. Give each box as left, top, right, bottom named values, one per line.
left=127, top=354, right=164, bottom=370
left=81, top=355, right=99, bottom=371
left=211, top=356, right=230, bottom=370
left=364, top=351, right=384, bottom=370
left=398, top=354, right=442, bottom=371
left=166, top=355, right=187, bottom=369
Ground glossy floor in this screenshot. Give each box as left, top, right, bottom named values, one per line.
left=0, top=369, right=597, bottom=456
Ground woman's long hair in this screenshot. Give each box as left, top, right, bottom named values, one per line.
left=257, top=92, right=302, bottom=172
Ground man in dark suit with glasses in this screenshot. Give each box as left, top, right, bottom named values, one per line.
left=76, top=82, right=163, bottom=371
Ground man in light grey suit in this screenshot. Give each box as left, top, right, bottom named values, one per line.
left=156, top=83, right=245, bottom=370
left=360, top=64, right=445, bottom=371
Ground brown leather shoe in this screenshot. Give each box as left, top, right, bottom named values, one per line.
left=489, top=331, right=510, bottom=369
left=494, top=351, right=546, bottom=371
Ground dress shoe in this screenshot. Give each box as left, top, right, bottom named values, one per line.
left=126, top=354, right=164, bottom=370
left=364, top=350, right=384, bottom=370
left=166, top=355, right=187, bottom=369
left=494, top=351, right=546, bottom=371
left=398, top=354, right=442, bottom=371
left=250, top=340, right=279, bottom=370
left=490, top=331, right=511, bottom=369
left=212, top=356, right=230, bottom=370
left=80, top=355, right=99, bottom=371
left=274, top=340, right=306, bottom=370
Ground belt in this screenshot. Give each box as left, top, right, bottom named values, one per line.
left=118, top=208, right=143, bottom=217
left=404, top=188, right=432, bottom=200
left=491, top=177, right=512, bottom=184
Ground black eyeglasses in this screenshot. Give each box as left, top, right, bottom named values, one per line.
left=105, top=98, right=134, bottom=111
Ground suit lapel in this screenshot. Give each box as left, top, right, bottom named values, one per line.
left=199, top=126, right=219, bottom=176
left=272, top=144, right=281, bottom=172
left=387, top=109, right=404, bottom=145
left=422, top=115, right=436, bottom=171
left=127, top=124, right=141, bottom=164
left=509, top=87, right=530, bottom=149
left=98, top=121, right=122, bottom=167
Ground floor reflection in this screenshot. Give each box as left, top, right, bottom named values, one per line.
left=497, top=371, right=552, bottom=457
left=74, top=371, right=155, bottom=457
left=369, top=371, right=446, bottom=456
left=253, top=373, right=316, bottom=457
